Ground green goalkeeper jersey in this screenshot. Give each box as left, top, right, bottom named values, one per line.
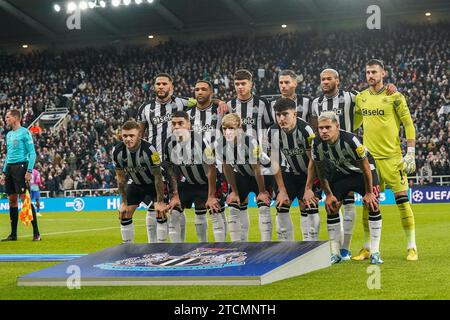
left=354, top=87, right=415, bottom=160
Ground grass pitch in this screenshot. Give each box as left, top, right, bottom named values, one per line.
left=0, top=204, right=449, bottom=300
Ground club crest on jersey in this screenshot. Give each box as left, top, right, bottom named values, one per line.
left=339, top=96, right=345, bottom=103
left=211, top=114, right=218, bottom=121
left=332, top=108, right=343, bottom=115
left=252, top=108, right=259, bottom=114
left=93, top=248, right=247, bottom=271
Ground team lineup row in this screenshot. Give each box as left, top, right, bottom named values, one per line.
left=113, top=59, right=418, bottom=264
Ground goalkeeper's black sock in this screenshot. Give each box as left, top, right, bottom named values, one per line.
left=10, top=207, right=19, bottom=237
left=31, top=204, right=40, bottom=237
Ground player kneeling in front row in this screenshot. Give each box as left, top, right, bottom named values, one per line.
left=163, top=111, right=227, bottom=243
left=306, top=112, right=383, bottom=264
left=268, top=98, right=320, bottom=241
left=113, top=120, right=167, bottom=243
left=207, top=113, right=273, bottom=242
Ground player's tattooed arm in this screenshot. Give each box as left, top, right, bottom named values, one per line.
left=150, top=166, right=166, bottom=203
left=164, top=162, right=179, bottom=197
left=115, top=168, right=127, bottom=204
left=163, top=162, right=182, bottom=210
left=314, top=161, right=332, bottom=196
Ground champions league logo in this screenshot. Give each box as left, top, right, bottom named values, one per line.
left=412, top=190, right=423, bottom=202
left=94, top=248, right=247, bottom=271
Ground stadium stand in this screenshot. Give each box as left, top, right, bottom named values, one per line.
left=0, top=23, right=449, bottom=196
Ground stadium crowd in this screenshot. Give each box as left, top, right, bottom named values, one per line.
left=0, top=23, right=449, bottom=196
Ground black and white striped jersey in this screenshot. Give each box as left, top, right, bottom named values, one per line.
left=311, top=90, right=356, bottom=132
left=112, top=139, right=161, bottom=185
left=213, top=133, right=263, bottom=177
left=227, top=95, right=274, bottom=141
left=163, top=132, right=211, bottom=185
left=268, top=118, right=315, bottom=175
left=311, top=130, right=376, bottom=175
left=270, top=94, right=313, bottom=122
left=187, top=102, right=224, bottom=145
left=137, top=96, right=191, bottom=155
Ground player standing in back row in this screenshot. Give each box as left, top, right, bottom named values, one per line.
left=227, top=69, right=275, bottom=241
left=354, top=59, right=418, bottom=261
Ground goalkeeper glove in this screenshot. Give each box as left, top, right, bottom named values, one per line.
left=401, top=147, right=416, bottom=174
left=187, top=97, right=197, bottom=108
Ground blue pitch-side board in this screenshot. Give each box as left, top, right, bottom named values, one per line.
left=0, top=189, right=406, bottom=213
left=18, top=242, right=327, bottom=281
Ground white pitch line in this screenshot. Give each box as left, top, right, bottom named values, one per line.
left=17, top=224, right=146, bottom=238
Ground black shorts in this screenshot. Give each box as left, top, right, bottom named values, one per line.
left=4, top=162, right=28, bottom=195
left=235, top=173, right=274, bottom=203
left=179, top=182, right=208, bottom=209
left=330, top=170, right=380, bottom=202
left=282, top=172, right=307, bottom=201
left=126, top=183, right=157, bottom=206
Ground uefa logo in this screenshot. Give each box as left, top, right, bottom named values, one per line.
left=412, top=190, right=423, bottom=202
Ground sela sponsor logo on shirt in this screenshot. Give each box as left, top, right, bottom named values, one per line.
left=152, top=113, right=172, bottom=125
left=65, top=198, right=85, bottom=212
left=192, top=124, right=215, bottom=133
left=411, top=187, right=450, bottom=203
left=362, top=108, right=385, bottom=116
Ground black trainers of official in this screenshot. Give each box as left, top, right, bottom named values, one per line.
left=32, top=235, right=42, bottom=241
left=1, top=235, right=17, bottom=242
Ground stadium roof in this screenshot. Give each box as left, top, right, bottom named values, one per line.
left=0, top=0, right=449, bottom=45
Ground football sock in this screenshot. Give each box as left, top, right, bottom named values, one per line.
left=10, top=207, right=19, bottom=237
left=228, top=202, right=241, bottom=242
left=327, top=213, right=341, bottom=256
left=258, top=202, right=273, bottom=241
left=30, top=204, right=40, bottom=237
left=396, top=195, right=417, bottom=250
left=362, top=206, right=370, bottom=249
left=308, top=206, right=320, bottom=241
left=146, top=207, right=157, bottom=243
left=156, top=220, right=168, bottom=243
left=168, top=208, right=183, bottom=243
left=211, top=210, right=226, bottom=242
left=300, top=209, right=310, bottom=241
left=240, top=204, right=249, bottom=241
left=195, top=208, right=208, bottom=242
left=368, top=210, right=382, bottom=254
left=342, top=199, right=356, bottom=250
